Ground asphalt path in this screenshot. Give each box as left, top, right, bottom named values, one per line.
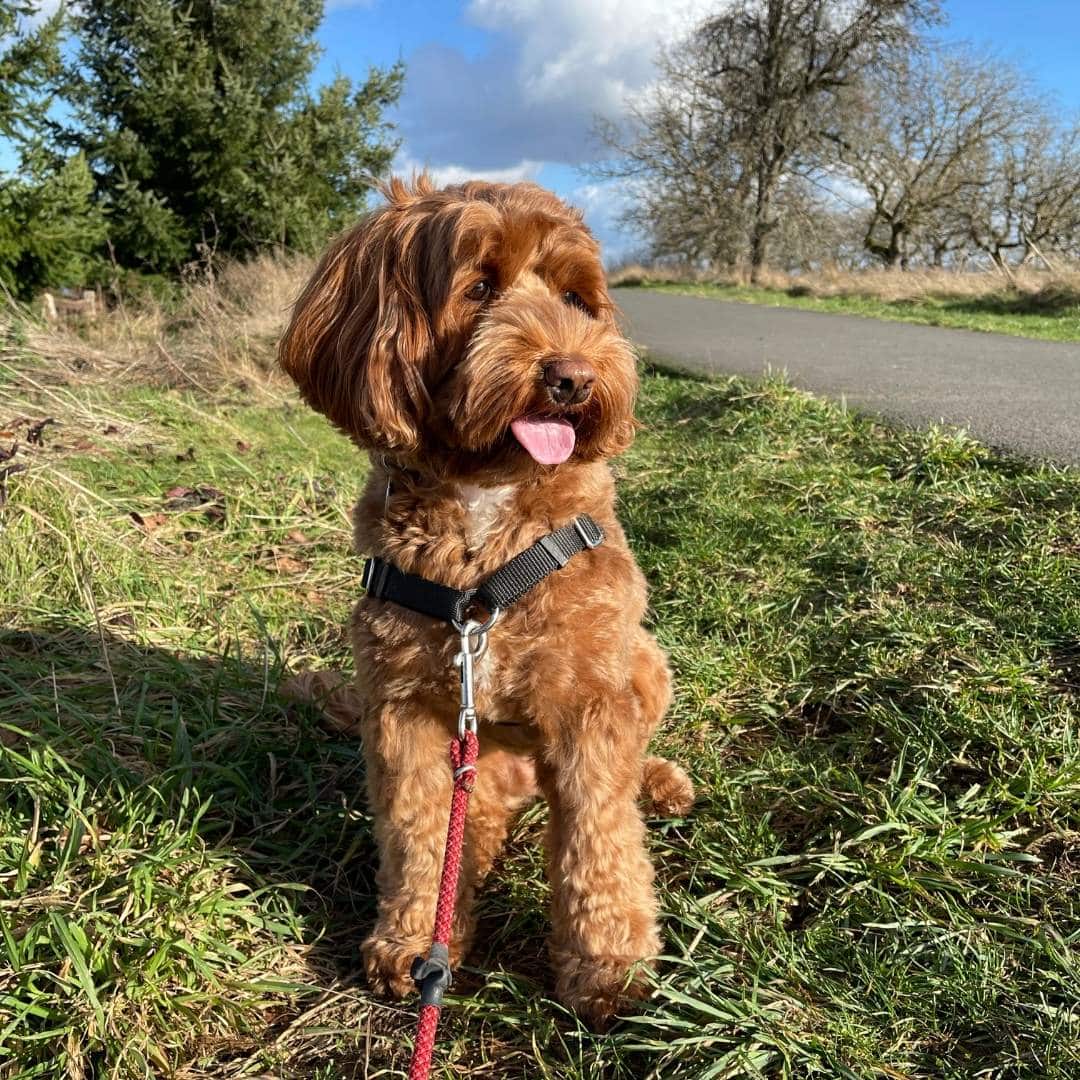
left=614, top=287, right=1080, bottom=465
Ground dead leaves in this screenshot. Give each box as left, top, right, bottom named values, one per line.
left=129, top=511, right=170, bottom=533
left=26, top=417, right=58, bottom=446
left=164, top=484, right=226, bottom=523
left=128, top=484, right=313, bottom=578
left=129, top=484, right=226, bottom=538
left=270, top=553, right=307, bottom=574
left=0, top=438, right=22, bottom=506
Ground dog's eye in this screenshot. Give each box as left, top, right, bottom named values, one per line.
left=562, top=290, right=593, bottom=316
left=466, top=279, right=493, bottom=302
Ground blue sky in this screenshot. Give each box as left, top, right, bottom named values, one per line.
left=8, top=1, right=1080, bottom=260
left=315, top=0, right=1080, bottom=259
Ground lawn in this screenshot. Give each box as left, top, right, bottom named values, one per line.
left=628, top=280, right=1080, bottom=342
left=2, top=330, right=1079, bottom=1078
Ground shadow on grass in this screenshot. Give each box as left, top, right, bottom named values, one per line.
left=1, top=622, right=378, bottom=971
left=934, top=284, right=1080, bottom=319
left=0, top=619, right=555, bottom=986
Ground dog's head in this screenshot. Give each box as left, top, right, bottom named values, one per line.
left=278, top=177, right=637, bottom=479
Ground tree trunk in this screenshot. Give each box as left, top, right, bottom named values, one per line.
left=749, top=161, right=778, bottom=284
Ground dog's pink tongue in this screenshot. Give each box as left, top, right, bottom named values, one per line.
left=510, top=416, right=576, bottom=465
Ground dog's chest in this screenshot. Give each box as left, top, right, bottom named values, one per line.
left=455, top=483, right=518, bottom=701
left=456, top=483, right=515, bottom=551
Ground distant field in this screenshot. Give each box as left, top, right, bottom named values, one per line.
left=610, top=265, right=1080, bottom=342
left=2, top=268, right=1079, bottom=1078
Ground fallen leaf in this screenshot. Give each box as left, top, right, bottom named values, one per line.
left=130, top=511, right=169, bottom=532
left=26, top=417, right=58, bottom=446
left=286, top=529, right=311, bottom=545
left=274, top=555, right=307, bottom=574
left=103, top=424, right=120, bottom=435
left=175, top=446, right=196, bottom=463
left=235, top=440, right=251, bottom=453
left=160, top=485, right=226, bottom=524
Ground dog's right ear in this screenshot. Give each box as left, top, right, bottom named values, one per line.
left=278, top=204, right=433, bottom=451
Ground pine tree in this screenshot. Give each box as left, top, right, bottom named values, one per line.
left=0, top=150, right=107, bottom=297
left=0, top=1, right=63, bottom=140
left=0, top=3, right=104, bottom=298
left=62, top=0, right=403, bottom=271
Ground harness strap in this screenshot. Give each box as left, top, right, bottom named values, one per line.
left=362, top=514, right=604, bottom=623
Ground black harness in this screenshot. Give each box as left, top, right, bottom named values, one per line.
left=361, top=514, right=605, bottom=624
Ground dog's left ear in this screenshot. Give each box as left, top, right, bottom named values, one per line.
left=278, top=203, right=432, bottom=451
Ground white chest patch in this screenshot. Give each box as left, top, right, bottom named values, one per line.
left=457, top=483, right=515, bottom=550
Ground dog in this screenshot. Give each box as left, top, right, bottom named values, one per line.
left=278, top=176, right=694, bottom=1027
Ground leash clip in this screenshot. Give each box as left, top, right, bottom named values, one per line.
left=452, top=612, right=500, bottom=739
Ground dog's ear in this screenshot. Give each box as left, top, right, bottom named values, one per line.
left=278, top=204, right=432, bottom=451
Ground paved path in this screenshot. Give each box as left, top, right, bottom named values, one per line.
left=614, top=288, right=1080, bottom=465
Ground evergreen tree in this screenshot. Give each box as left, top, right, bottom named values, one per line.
left=0, top=150, right=107, bottom=297
left=0, top=2, right=103, bottom=298
left=0, top=1, right=63, bottom=140
left=62, top=0, right=403, bottom=271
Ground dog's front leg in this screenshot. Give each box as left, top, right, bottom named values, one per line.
left=359, top=703, right=521, bottom=997
left=359, top=702, right=459, bottom=997
left=538, top=692, right=660, bottom=1028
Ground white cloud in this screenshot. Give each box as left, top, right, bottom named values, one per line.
left=567, top=179, right=645, bottom=264
left=394, top=155, right=545, bottom=187
left=391, top=1, right=720, bottom=255
left=467, top=0, right=715, bottom=111
left=397, top=0, right=714, bottom=171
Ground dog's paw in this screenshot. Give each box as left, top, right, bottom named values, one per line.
left=361, top=933, right=424, bottom=999
left=553, top=951, right=653, bottom=1030
left=641, top=756, right=695, bottom=817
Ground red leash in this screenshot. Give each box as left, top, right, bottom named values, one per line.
left=407, top=728, right=480, bottom=1079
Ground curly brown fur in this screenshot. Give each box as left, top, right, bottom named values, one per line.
left=279, top=176, right=693, bottom=1027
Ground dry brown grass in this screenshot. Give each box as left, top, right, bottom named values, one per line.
left=4, top=252, right=313, bottom=397
left=607, top=260, right=1080, bottom=306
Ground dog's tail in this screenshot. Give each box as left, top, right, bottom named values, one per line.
left=641, top=756, right=695, bottom=818
left=280, top=669, right=364, bottom=736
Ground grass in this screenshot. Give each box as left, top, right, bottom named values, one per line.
left=2, top=292, right=1080, bottom=1077
left=611, top=272, right=1080, bottom=342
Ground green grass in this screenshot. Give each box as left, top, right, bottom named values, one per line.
left=631, top=280, right=1080, bottom=342
left=2, top=345, right=1080, bottom=1078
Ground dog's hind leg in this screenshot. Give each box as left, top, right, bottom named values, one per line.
left=631, top=634, right=695, bottom=817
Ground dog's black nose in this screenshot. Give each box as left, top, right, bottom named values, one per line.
left=543, top=357, right=596, bottom=405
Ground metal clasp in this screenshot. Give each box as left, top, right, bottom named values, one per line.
left=574, top=516, right=603, bottom=549
left=452, top=609, right=500, bottom=739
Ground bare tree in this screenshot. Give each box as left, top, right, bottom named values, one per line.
left=694, top=0, right=939, bottom=278
left=597, top=0, right=939, bottom=279
left=827, top=48, right=1033, bottom=268
left=594, top=43, right=751, bottom=267
left=972, top=119, right=1080, bottom=266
